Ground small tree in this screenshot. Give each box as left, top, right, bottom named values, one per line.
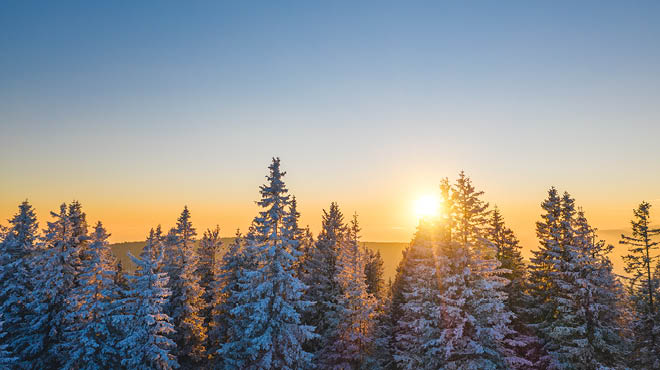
left=621, top=201, right=660, bottom=367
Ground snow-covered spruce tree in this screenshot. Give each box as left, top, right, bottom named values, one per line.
left=216, top=234, right=262, bottom=369
left=620, top=201, right=660, bottom=368
left=196, top=225, right=222, bottom=354
left=209, top=229, right=245, bottom=365
left=302, top=202, right=346, bottom=359
left=572, top=208, right=628, bottom=368
left=118, top=231, right=178, bottom=370
left=364, top=246, right=385, bottom=301
left=25, top=202, right=90, bottom=368
left=62, top=221, right=119, bottom=369
left=529, top=191, right=627, bottom=369
left=435, top=173, right=527, bottom=369
left=163, top=207, right=207, bottom=367
left=0, top=200, right=39, bottom=366
left=393, top=220, right=442, bottom=370
left=296, top=226, right=315, bottom=283
left=218, top=157, right=315, bottom=369
left=0, top=313, right=18, bottom=370
left=486, top=207, right=544, bottom=367
left=326, top=213, right=376, bottom=369
left=282, top=196, right=306, bottom=277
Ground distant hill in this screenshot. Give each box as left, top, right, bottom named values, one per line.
left=110, top=239, right=408, bottom=282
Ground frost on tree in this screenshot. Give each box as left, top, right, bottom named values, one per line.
left=162, top=207, right=207, bottom=366
left=393, top=220, right=442, bottom=370
left=0, top=201, right=39, bottom=367
left=326, top=213, right=376, bottom=369
left=434, top=173, right=526, bottom=369
left=529, top=190, right=627, bottom=369
left=621, top=201, right=660, bottom=368
left=218, top=157, right=315, bottom=369
left=118, top=229, right=178, bottom=370
left=61, top=222, right=121, bottom=369
left=196, top=225, right=222, bottom=358
left=301, top=202, right=346, bottom=360
left=25, top=202, right=90, bottom=368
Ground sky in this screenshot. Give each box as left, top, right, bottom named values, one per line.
left=2, top=1, right=660, bottom=262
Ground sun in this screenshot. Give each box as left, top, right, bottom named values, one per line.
left=414, top=194, right=441, bottom=219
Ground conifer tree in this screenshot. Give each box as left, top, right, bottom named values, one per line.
left=209, top=229, right=246, bottom=365
left=364, top=247, right=385, bottom=301
left=196, top=225, right=222, bottom=349
left=0, top=200, right=39, bottom=365
left=163, top=207, right=207, bottom=366
left=302, top=202, right=346, bottom=358
left=529, top=191, right=627, bottom=368
left=327, top=213, right=376, bottom=369
left=62, top=221, right=119, bottom=369
left=218, top=157, right=315, bottom=369
left=393, top=220, right=442, bottom=370
left=118, top=231, right=178, bottom=370
left=26, top=202, right=89, bottom=368
left=620, top=201, right=660, bottom=367
left=486, top=207, right=544, bottom=367
left=435, top=173, right=526, bottom=369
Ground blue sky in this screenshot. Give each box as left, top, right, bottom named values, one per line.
left=1, top=1, right=660, bottom=246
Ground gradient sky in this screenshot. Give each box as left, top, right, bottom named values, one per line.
left=2, top=1, right=660, bottom=267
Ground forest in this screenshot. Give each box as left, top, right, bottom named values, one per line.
left=0, top=157, right=658, bottom=370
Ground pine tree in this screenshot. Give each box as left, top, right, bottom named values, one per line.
left=572, top=208, right=627, bottom=368
left=529, top=191, right=627, bottom=369
left=327, top=213, right=376, bottom=369
left=118, top=231, right=178, bottom=370
left=393, top=220, right=442, bottom=370
left=486, top=207, right=543, bottom=368
left=62, top=221, right=119, bottom=369
left=25, top=202, right=89, bottom=368
left=163, top=207, right=207, bottom=366
left=218, top=157, right=315, bottom=369
left=209, top=229, right=246, bottom=366
left=364, top=247, right=385, bottom=301
left=0, top=200, right=39, bottom=366
left=196, top=225, right=222, bottom=354
left=302, top=202, right=346, bottom=359
left=620, top=201, right=660, bottom=368
left=435, top=173, right=525, bottom=369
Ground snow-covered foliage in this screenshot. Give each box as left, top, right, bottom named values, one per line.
left=61, top=222, right=120, bottom=369
left=0, top=201, right=38, bottom=367
left=218, top=157, right=315, bottom=369
left=326, top=213, right=376, bottom=369
left=528, top=190, right=628, bottom=369
left=162, top=207, right=207, bottom=366
left=196, top=225, right=222, bottom=358
left=621, top=201, right=660, bottom=368
left=118, top=230, right=178, bottom=370
left=2, top=164, right=659, bottom=369
left=302, top=202, right=346, bottom=360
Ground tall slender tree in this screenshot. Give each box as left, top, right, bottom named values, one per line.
left=302, top=202, right=346, bottom=359
left=218, top=157, right=315, bottom=369
left=327, top=213, right=376, bottom=369
left=364, top=247, right=385, bottom=301
left=435, top=173, right=526, bottom=369
left=163, top=207, right=207, bottom=366
left=196, top=225, right=222, bottom=355
left=393, top=220, right=442, bottom=370
left=621, top=201, right=660, bottom=367
left=62, top=222, right=119, bottom=369
left=0, top=201, right=39, bottom=366
left=118, top=231, right=178, bottom=370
